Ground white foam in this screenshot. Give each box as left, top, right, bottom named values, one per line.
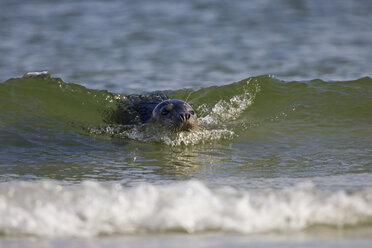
left=23, top=71, right=51, bottom=78
left=89, top=124, right=235, bottom=146
left=0, top=181, right=371, bottom=237
left=198, top=78, right=260, bottom=125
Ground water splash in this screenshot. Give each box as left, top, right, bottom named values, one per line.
left=198, top=78, right=260, bottom=125
left=88, top=124, right=235, bottom=146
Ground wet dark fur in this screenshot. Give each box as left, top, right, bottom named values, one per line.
left=106, top=93, right=197, bottom=132
left=105, top=93, right=167, bottom=125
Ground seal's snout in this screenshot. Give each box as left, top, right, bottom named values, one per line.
left=179, top=112, right=191, bottom=122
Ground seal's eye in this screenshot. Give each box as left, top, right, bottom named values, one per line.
left=161, top=109, right=169, bottom=115
left=189, top=110, right=195, bottom=115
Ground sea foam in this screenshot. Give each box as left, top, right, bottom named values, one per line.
left=0, top=181, right=371, bottom=237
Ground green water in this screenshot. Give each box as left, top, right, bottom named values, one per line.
left=1, top=73, right=371, bottom=185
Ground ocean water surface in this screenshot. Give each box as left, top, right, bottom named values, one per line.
left=1, top=0, right=372, bottom=247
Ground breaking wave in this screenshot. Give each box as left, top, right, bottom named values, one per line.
left=1, top=72, right=372, bottom=146
left=0, top=180, right=371, bottom=237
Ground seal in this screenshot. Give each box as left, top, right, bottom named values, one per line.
left=109, top=94, right=198, bottom=132
left=151, top=99, right=198, bottom=132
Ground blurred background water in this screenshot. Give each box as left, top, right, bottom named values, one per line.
left=1, top=0, right=372, bottom=93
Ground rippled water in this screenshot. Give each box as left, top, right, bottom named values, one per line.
left=2, top=0, right=372, bottom=93
left=1, top=1, right=372, bottom=248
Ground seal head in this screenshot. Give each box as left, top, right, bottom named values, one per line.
left=151, top=99, right=198, bottom=132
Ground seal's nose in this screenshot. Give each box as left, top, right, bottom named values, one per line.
left=179, top=113, right=191, bottom=122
